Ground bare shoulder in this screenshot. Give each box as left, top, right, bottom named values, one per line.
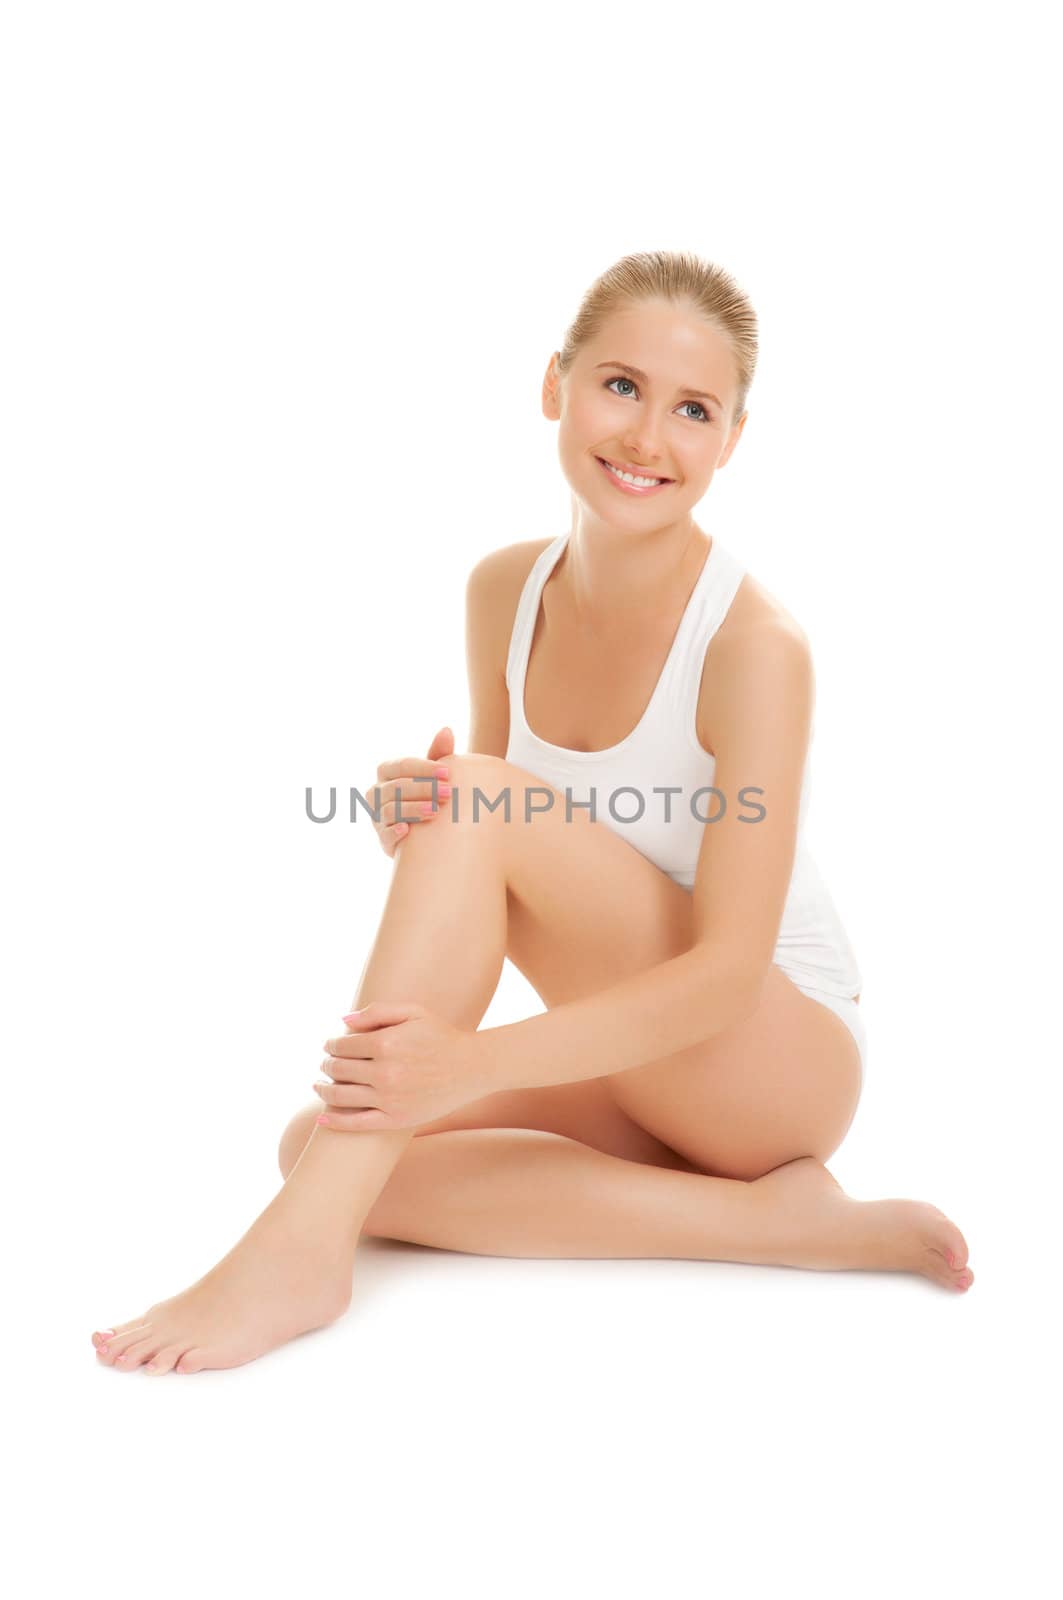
left=464, top=538, right=557, bottom=756
left=695, top=569, right=813, bottom=756
left=466, top=536, right=554, bottom=598
left=718, top=568, right=811, bottom=651
left=465, top=536, right=556, bottom=654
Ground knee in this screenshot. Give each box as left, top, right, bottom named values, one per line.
left=277, top=1101, right=322, bottom=1179
left=419, top=752, right=515, bottom=828
left=441, top=752, right=509, bottom=791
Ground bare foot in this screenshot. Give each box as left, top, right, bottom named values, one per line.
left=752, top=1157, right=974, bottom=1291
left=91, top=1195, right=356, bottom=1375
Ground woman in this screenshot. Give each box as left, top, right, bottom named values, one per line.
left=92, top=250, right=972, bottom=1377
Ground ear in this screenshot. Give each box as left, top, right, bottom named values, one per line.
left=717, top=409, right=748, bottom=470
left=541, top=353, right=563, bottom=420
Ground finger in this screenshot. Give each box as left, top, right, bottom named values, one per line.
left=323, top=1002, right=421, bottom=1061
left=375, top=757, right=453, bottom=787
left=340, top=1001, right=422, bottom=1031
left=378, top=776, right=448, bottom=810
left=427, top=726, right=455, bottom=760
left=378, top=793, right=445, bottom=827
left=313, top=1079, right=378, bottom=1108
left=320, top=1048, right=374, bottom=1079
left=372, top=787, right=446, bottom=842
left=322, top=1033, right=375, bottom=1061
left=317, top=1108, right=393, bottom=1130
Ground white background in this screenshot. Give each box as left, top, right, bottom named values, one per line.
left=3, top=2, right=1060, bottom=1595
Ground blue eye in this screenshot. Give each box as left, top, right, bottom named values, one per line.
left=604, top=375, right=711, bottom=423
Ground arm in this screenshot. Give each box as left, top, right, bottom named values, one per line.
left=476, top=616, right=816, bottom=1091
left=464, top=542, right=553, bottom=758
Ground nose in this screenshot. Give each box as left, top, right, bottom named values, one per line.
left=621, top=412, right=668, bottom=467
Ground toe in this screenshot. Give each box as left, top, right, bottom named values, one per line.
left=924, top=1245, right=975, bottom=1292
left=923, top=1247, right=956, bottom=1289
left=923, top=1209, right=969, bottom=1275
left=113, top=1335, right=162, bottom=1371
left=175, top=1349, right=206, bottom=1374
left=93, top=1316, right=148, bottom=1349
left=934, top=1214, right=972, bottom=1289
left=97, top=1324, right=151, bottom=1365
left=144, top=1345, right=185, bottom=1376
left=943, top=1227, right=969, bottom=1272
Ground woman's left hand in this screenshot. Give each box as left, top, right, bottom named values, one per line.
left=314, top=1000, right=490, bottom=1130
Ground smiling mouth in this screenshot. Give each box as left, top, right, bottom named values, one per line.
left=595, top=456, right=674, bottom=486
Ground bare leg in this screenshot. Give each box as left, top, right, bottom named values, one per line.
left=273, top=1116, right=973, bottom=1287
left=92, top=757, right=526, bottom=1375
left=93, top=753, right=970, bottom=1376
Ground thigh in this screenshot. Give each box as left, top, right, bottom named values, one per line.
left=279, top=1088, right=697, bottom=1179
left=385, top=752, right=696, bottom=1160
left=605, top=966, right=863, bottom=1179
left=457, top=756, right=861, bottom=1180
left=424, top=755, right=861, bottom=1180
left=421, top=754, right=703, bottom=1161
left=411, top=1081, right=700, bottom=1171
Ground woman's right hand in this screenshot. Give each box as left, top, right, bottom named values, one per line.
left=369, top=724, right=455, bottom=858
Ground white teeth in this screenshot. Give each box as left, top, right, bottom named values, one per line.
left=602, top=460, right=665, bottom=487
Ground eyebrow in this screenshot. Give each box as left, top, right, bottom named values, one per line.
left=594, top=361, right=723, bottom=411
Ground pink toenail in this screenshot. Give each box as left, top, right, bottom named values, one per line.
left=99, top=1329, right=115, bottom=1340
left=316, top=1114, right=329, bottom=1125
left=946, top=1250, right=956, bottom=1267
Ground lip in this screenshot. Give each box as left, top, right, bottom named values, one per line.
left=595, top=456, right=674, bottom=496
left=597, top=455, right=673, bottom=482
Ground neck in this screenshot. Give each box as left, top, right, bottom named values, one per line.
left=558, top=511, right=711, bottom=623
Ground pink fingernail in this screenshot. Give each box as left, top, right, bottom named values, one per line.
left=343, top=1010, right=365, bottom=1022
left=435, top=766, right=449, bottom=778
left=316, top=1114, right=329, bottom=1125
left=98, top=1329, right=115, bottom=1341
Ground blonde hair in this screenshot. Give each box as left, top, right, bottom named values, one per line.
left=555, top=250, right=758, bottom=427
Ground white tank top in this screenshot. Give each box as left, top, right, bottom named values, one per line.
left=505, top=532, right=863, bottom=1001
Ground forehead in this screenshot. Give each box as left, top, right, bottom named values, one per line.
left=582, top=300, right=736, bottom=390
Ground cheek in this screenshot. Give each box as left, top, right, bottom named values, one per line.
left=690, top=438, right=723, bottom=474
left=667, top=446, right=710, bottom=485
left=564, top=391, right=611, bottom=439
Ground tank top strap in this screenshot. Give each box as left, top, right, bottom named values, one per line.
left=662, top=537, right=748, bottom=727
left=505, top=535, right=567, bottom=695
left=505, top=533, right=746, bottom=740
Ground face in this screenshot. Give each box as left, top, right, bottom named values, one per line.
left=542, top=298, right=747, bottom=532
